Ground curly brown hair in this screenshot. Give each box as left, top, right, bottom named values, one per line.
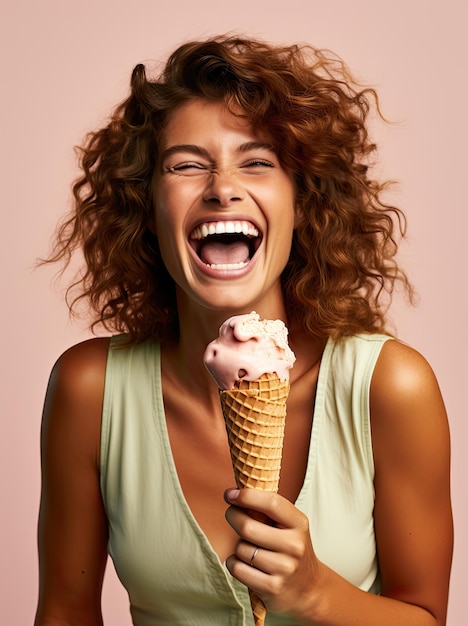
left=47, top=35, right=413, bottom=342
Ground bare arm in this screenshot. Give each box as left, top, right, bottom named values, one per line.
left=370, top=340, right=453, bottom=622
left=34, top=338, right=111, bottom=626
left=225, top=340, right=453, bottom=625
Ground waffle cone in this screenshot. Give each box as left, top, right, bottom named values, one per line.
left=220, top=372, right=289, bottom=626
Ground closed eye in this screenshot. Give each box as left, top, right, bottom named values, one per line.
left=165, top=159, right=275, bottom=176
left=242, top=159, right=274, bottom=169
left=167, top=162, right=208, bottom=174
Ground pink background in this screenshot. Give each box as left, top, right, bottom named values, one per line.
left=2, top=1, right=466, bottom=623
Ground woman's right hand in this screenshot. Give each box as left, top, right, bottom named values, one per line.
left=224, top=488, right=326, bottom=620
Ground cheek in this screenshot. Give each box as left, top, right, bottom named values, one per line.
left=152, top=185, right=178, bottom=234
left=152, top=196, right=186, bottom=273
left=154, top=225, right=184, bottom=284
left=273, top=176, right=296, bottom=207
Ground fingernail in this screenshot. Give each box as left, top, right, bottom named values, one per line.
left=224, top=488, right=240, bottom=503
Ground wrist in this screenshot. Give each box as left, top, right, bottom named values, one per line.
left=289, top=561, right=332, bottom=625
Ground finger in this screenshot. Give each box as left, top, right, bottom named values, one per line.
left=224, top=488, right=271, bottom=524
left=225, top=503, right=279, bottom=550
left=236, top=542, right=261, bottom=567
left=225, top=488, right=306, bottom=531
left=235, top=541, right=294, bottom=576
left=225, top=553, right=270, bottom=593
left=236, top=542, right=268, bottom=571
left=226, top=505, right=306, bottom=562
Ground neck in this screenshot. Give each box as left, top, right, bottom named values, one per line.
left=163, top=290, right=290, bottom=395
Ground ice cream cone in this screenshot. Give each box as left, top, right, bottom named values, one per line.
left=220, top=372, right=289, bottom=626
left=204, top=313, right=295, bottom=625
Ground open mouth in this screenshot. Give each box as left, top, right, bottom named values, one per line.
left=189, top=220, right=262, bottom=270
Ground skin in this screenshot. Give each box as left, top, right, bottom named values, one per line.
left=152, top=99, right=301, bottom=319
left=35, top=100, right=453, bottom=625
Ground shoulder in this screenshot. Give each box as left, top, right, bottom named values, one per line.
left=49, top=336, right=111, bottom=391
left=370, top=338, right=449, bottom=473
left=370, top=339, right=445, bottom=417
left=42, top=337, right=112, bottom=462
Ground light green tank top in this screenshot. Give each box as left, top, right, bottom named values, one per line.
left=100, top=333, right=391, bottom=625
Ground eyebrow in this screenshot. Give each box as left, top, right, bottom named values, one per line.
left=238, top=141, right=276, bottom=154
left=160, top=141, right=276, bottom=161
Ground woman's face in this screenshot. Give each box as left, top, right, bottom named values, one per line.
left=152, top=99, right=299, bottom=317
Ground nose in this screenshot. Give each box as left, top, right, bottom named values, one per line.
left=202, top=169, right=244, bottom=206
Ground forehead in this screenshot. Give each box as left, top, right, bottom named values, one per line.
left=159, top=99, right=264, bottom=149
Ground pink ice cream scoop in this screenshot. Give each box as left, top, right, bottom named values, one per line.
left=203, top=311, right=296, bottom=390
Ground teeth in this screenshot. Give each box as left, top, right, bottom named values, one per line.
left=209, top=261, right=249, bottom=270
left=191, top=221, right=259, bottom=240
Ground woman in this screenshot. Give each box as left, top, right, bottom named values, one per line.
left=35, top=36, right=453, bottom=625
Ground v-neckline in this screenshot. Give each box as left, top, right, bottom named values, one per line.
left=154, top=336, right=333, bottom=563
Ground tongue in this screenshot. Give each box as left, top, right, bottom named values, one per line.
left=200, top=240, right=250, bottom=266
